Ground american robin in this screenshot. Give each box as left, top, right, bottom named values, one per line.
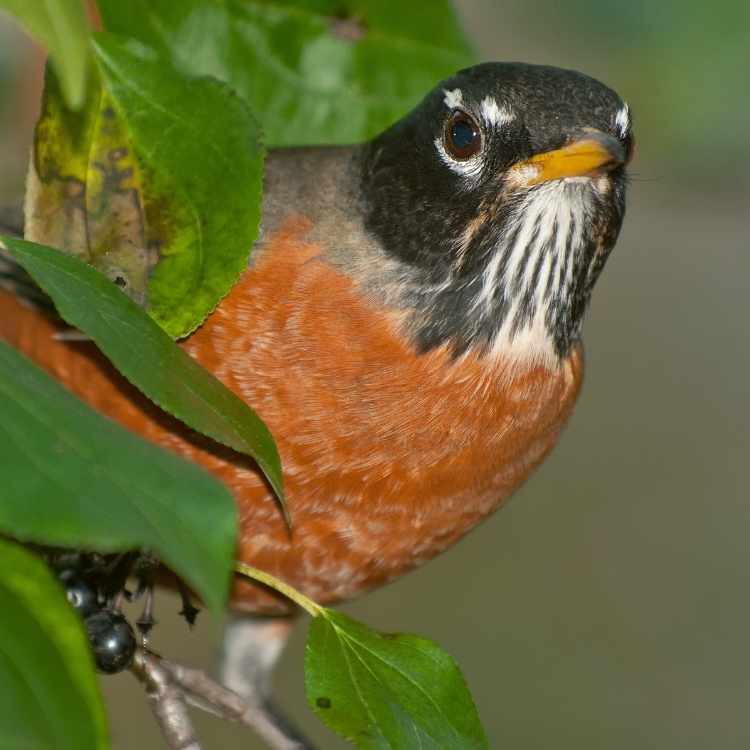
left=1, top=61, right=631, bottom=740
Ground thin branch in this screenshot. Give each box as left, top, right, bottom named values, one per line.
left=131, top=650, right=202, bottom=750
left=159, top=657, right=311, bottom=750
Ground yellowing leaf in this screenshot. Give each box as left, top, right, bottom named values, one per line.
left=25, top=35, right=265, bottom=338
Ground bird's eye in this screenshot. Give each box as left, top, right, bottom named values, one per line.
left=444, top=111, right=482, bottom=160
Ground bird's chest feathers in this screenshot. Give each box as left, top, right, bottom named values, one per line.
left=178, top=217, right=586, bottom=607
left=193, top=217, right=583, bottom=524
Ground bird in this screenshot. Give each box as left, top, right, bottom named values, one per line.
left=0, top=61, right=632, bottom=745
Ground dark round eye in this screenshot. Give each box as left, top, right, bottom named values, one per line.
left=444, top=111, right=481, bottom=160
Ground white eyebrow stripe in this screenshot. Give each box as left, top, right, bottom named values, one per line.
left=480, top=96, right=514, bottom=128
left=614, top=103, right=631, bottom=138
left=443, top=88, right=463, bottom=109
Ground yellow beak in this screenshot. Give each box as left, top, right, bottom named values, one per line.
left=513, top=131, right=626, bottom=186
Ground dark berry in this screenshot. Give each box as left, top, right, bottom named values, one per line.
left=85, top=611, right=136, bottom=674
left=59, top=570, right=99, bottom=618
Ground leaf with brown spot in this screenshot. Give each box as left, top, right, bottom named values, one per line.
left=305, top=609, right=490, bottom=749
left=25, top=34, right=265, bottom=338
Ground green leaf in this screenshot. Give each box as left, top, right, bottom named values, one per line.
left=92, top=34, right=265, bottom=337
left=25, top=37, right=265, bottom=340
left=305, top=609, right=489, bottom=749
left=0, top=538, right=107, bottom=750
left=234, top=564, right=488, bottom=747
left=2, top=235, right=286, bottom=520
left=97, top=0, right=475, bottom=146
left=0, top=340, right=237, bottom=614
left=0, top=0, right=91, bottom=109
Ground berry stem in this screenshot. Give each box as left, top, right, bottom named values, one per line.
left=234, top=562, right=323, bottom=618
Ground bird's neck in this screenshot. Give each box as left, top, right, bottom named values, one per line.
left=259, top=147, right=611, bottom=372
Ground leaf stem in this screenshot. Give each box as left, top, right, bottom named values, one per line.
left=234, top=562, right=322, bottom=618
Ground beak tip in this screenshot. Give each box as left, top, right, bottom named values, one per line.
left=517, top=130, right=627, bottom=186
left=586, top=130, right=627, bottom=168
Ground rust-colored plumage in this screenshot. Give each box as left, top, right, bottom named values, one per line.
left=1, top=62, right=633, bottom=620
left=0, top=216, right=582, bottom=613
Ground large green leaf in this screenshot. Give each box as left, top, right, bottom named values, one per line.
left=0, top=0, right=91, bottom=109
left=305, top=610, right=489, bottom=749
left=235, top=563, right=490, bottom=749
left=0, top=340, right=237, bottom=614
left=25, top=35, right=265, bottom=338
left=2, top=235, right=285, bottom=516
left=0, top=538, right=107, bottom=750
left=92, top=34, right=265, bottom=336
left=97, top=0, right=475, bottom=146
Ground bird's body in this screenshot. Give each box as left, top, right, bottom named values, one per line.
left=0, top=207, right=582, bottom=612
left=0, top=63, right=631, bottom=614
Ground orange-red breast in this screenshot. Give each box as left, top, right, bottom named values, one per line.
left=0, top=62, right=632, bottom=614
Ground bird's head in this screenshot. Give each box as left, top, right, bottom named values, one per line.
left=360, top=62, right=633, bottom=367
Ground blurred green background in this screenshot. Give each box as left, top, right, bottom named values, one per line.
left=1, top=0, right=748, bottom=747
